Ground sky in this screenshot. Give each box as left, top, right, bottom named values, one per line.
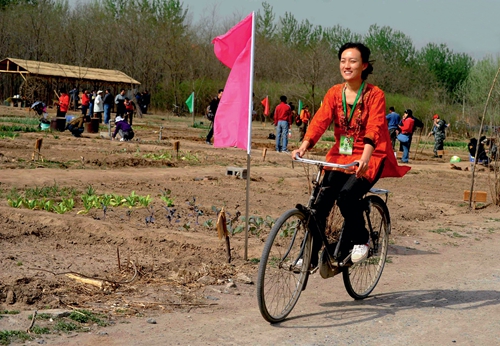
left=69, top=0, right=500, bottom=60
left=178, top=0, right=500, bottom=60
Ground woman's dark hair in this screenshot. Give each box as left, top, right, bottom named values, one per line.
left=405, top=109, right=413, bottom=117
left=338, top=42, right=373, bottom=80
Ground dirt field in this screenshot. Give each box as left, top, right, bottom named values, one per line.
left=0, top=105, right=499, bottom=345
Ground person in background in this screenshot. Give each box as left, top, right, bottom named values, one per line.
left=66, top=114, right=86, bottom=137
left=428, top=114, right=447, bottom=158
left=88, top=90, right=96, bottom=118
left=112, top=116, right=134, bottom=141
left=115, top=89, right=127, bottom=119
left=273, top=95, right=292, bottom=153
left=292, top=42, right=409, bottom=274
left=397, top=109, right=415, bottom=163
left=141, top=90, right=150, bottom=114
left=299, top=105, right=311, bottom=141
left=93, top=90, right=104, bottom=121
left=206, top=89, right=223, bottom=145
left=124, top=97, right=135, bottom=125
left=57, top=88, right=70, bottom=118
left=68, top=86, right=79, bottom=111
left=135, top=92, right=142, bottom=113
left=103, top=88, right=114, bottom=125
left=81, top=89, right=90, bottom=119
left=386, top=106, right=400, bottom=150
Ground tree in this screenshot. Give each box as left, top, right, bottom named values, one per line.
left=418, top=43, right=474, bottom=100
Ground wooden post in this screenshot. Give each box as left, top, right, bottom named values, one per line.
left=32, top=138, right=43, bottom=161
left=262, top=148, right=267, bottom=161
left=413, top=127, right=424, bottom=160
left=159, top=126, right=163, bottom=141
left=174, top=141, right=180, bottom=159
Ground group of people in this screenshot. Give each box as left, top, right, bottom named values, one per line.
left=55, top=87, right=134, bottom=141
left=386, top=107, right=448, bottom=163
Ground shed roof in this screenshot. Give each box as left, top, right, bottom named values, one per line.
left=0, top=58, right=140, bottom=85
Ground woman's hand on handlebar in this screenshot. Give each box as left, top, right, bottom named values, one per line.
left=292, top=141, right=310, bottom=159
left=354, top=159, right=369, bottom=178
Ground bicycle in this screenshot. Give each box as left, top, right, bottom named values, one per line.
left=256, top=155, right=391, bottom=323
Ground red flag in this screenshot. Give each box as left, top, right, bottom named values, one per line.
left=212, top=13, right=254, bottom=151
left=261, top=96, right=269, bottom=116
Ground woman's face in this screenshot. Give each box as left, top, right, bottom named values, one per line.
left=339, top=48, right=367, bottom=83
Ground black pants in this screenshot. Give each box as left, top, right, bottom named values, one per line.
left=310, top=162, right=384, bottom=265
left=206, top=122, right=214, bottom=142
left=389, top=128, right=397, bottom=149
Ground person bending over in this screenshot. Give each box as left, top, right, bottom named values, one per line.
left=112, top=116, right=135, bottom=141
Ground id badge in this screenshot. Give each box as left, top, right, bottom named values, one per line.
left=339, top=135, right=353, bottom=155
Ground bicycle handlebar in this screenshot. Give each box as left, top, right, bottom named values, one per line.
left=294, top=153, right=359, bottom=169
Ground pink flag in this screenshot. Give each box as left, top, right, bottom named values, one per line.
left=212, top=13, right=254, bottom=151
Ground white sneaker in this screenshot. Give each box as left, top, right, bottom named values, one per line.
left=119, top=138, right=124, bottom=142
left=351, top=243, right=369, bottom=263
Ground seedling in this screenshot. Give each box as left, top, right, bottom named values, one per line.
left=164, top=207, right=177, bottom=223
left=160, top=189, right=174, bottom=207
left=145, top=206, right=155, bottom=225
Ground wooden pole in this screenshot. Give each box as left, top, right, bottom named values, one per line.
left=174, top=141, right=180, bottom=159
left=413, top=127, right=424, bottom=160
left=262, top=148, right=267, bottom=161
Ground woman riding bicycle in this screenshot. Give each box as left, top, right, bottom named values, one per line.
left=292, top=42, right=410, bottom=267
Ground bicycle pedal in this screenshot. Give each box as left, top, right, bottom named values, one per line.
left=309, top=266, right=319, bottom=274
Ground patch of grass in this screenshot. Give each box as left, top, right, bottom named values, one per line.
left=16, top=261, right=22, bottom=266
left=444, top=141, right=467, bottom=149
left=0, top=310, right=20, bottom=315
left=487, top=218, right=500, bottom=222
left=192, top=122, right=210, bottom=129
left=451, top=232, right=466, bottom=238
left=28, top=313, right=52, bottom=320
left=69, top=310, right=107, bottom=327
left=180, top=151, right=199, bottom=162
left=0, top=124, right=38, bottom=132
left=54, top=321, right=78, bottom=332
left=429, top=228, right=451, bottom=234
left=385, top=256, right=393, bottom=263
left=31, top=326, right=51, bottom=335
left=143, top=151, right=172, bottom=160
left=0, top=117, right=39, bottom=125
left=249, top=258, right=260, bottom=264
left=488, top=228, right=496, bottom=234
left=0, top=330, right=32, bottom=345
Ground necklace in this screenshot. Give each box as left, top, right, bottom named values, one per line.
left=340, top=81, right=365, bottom=136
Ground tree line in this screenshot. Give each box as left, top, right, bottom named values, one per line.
left=0, top=0, right=498, bottom=134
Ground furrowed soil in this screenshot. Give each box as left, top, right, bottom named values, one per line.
left=0, top=105, right=499, bottom=345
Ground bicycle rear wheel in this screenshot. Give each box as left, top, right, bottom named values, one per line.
left=256, top=208, right=312, bottom=323
left=343, top=195, right=390, bottom=299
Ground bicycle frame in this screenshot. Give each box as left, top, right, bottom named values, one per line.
left=294, top=155, right=389, bottom=270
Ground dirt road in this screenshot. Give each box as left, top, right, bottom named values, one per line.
left=1, top=106, right=500, bottom=345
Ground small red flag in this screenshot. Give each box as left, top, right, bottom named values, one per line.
left=261, top=96, right=269, bottom=116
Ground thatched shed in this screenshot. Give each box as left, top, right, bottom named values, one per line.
left=0, top=57, right=141, bottom=105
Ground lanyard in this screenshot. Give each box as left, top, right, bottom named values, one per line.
left=342, top=81, right=365, bottom=126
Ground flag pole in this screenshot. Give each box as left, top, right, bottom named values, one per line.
left=191, top=92, right=195, bottom=126
left=244, top=12, right=256, bottom=261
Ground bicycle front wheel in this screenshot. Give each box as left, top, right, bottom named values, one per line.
left=256, top=208, right=312, bottom=323
left=343, top=195, right=390, bottom=299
